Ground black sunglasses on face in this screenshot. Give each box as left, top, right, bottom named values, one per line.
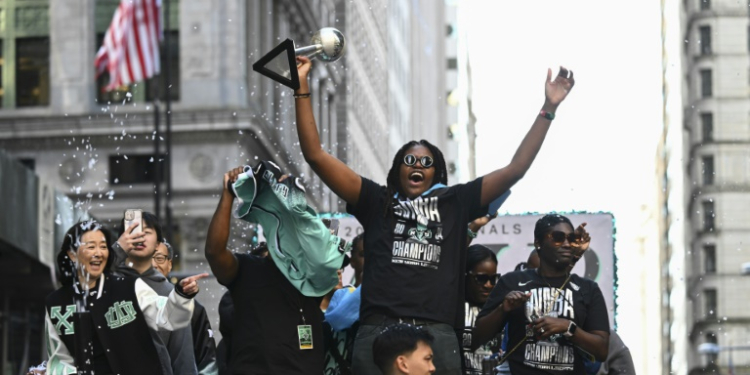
left=546, top=231, right=579, bottom=245
left=468, top=272, right=501, bottom=286
left=403, top=154, right=434, bottom=168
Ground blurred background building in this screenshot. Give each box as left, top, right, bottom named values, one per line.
left=675, top=0, right=750, bottom=373
left=0, top=0, right=468, bottom=372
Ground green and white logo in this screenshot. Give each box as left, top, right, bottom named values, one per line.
left=105, top=301, right=137, bottom=329
left=50, top=305, right=76, bottom=335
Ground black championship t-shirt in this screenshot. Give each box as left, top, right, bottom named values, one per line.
left=477, top=270, right=610, bottom=374
left=462, top=302, right=501, bottom=374
left=223, top=254, right=324, bottom=375
left=348, top=177, right=486, bottom=325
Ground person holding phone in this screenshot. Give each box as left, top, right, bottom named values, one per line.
left=44, top=220, right=203, bottom=375
left=113, top=211, right=205, bottom=375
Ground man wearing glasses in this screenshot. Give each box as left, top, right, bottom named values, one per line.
left=152, top=241, right=173, bottom=277
left=153, top=241, right=219, bottom=375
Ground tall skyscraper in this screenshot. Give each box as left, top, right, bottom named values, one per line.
left=675, top=0, right=750, bottom=373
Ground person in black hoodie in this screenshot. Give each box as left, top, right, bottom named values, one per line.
left=113, top=212, right=203, bottom=375
left=44, top=220, right=203, bottom=375
left=152, top=240, right=219, bottom=375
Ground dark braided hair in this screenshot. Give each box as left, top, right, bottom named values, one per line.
left=466, top=244, right=498, bottom=273
left=533, top=214, right=574, bottom=243
left=383, top=140, right=448, bottom=217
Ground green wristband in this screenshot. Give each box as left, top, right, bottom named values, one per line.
left=539, top=110, right=555, bottom=120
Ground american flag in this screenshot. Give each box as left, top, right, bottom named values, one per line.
left=95, top=0, right=162, bottom=91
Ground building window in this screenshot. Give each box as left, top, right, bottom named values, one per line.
left=705, top=332, right=718, bottom=363
left=699, top=26, right=711, bottom=55
left=704, top=289, right=717, bottom=318
left=699, top=0, right=710, bottom=10
left=447, top=57, right=457, bottom=70
left=146, top=30, right=180, bottom=102
left=700, top=69, right=712, bottom=98
left=701, top=155, right=714, bottom=185
left=702, top=201, right=715, bottom=232
left=17, top=158, right=35, bottom=171
left=701, top=112, right=713, bottom=141
left=16, top=38, right=50, bottom=107
left=703, top=245, right=716, bottom=274
left=109, top=154, right=164, bottom=185
left=0, top=39, right=3, bottom=107
left=0, top=1, right=50, bottom=109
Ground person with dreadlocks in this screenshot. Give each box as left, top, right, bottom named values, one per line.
left=293, top=56, right=575, bottom=374
left=472, top=214, right=610, bottom=374
left=44, top=220, right=205, bottom=375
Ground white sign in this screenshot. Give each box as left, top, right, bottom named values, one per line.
left=334, top=213, right=617, bottom=327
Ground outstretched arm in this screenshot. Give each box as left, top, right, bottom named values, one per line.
left=294, top=57, right=362, bottom=205
left=480, top=67, right=575, bottom=206
left=204, top=168, right=243, bottom=286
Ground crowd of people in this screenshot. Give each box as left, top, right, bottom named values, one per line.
left=35, top=57, right=637, bottom=375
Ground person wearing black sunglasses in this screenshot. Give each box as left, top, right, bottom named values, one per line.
left=461, top=244, right=502, bottom=374
left=294, top=55, right=575, bottom=375
left=472, top=214, right=610, bottom=375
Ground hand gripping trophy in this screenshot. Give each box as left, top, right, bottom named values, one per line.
left=253, top=27, right=346, bottom=90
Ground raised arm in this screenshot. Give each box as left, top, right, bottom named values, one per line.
left=294, top=56, right=361, bottom=205
left=204, top=168, right=242, bottom=286
left=480, top=67, right=575, bottom=206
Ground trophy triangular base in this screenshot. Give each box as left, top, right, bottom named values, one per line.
left=252, top=38, right=300, bottom=90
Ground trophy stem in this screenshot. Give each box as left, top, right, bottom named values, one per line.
left=295, top=44, right=324, bottom=59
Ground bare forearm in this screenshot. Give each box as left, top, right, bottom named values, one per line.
left=292, top=81, right=362, bottom=204
left=570, top=329, right=609, bottom=361
left=507, top=101, right=557, bottom=178
left=472, top=307, right=507, bottom=350
left=480, top=101, right=558, bottom=206
left=205, top=191, right=237, bottom=284
left=294, top=82, right=325, bottom=165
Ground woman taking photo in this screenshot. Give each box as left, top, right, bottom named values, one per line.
left=293, top=56, right=574, bottom=374
left=44, top=220, right=205, bottom=375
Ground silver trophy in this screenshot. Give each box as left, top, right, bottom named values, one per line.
left=253, top=27, right=346, bottom=90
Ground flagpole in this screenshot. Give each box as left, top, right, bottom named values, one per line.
left=153, top=89, right=161, bottom=220
left=164, top=0, right=174, bottom=243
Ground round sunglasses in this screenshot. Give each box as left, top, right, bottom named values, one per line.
left=467, top=272, right=501, bottom=286
left=546, top=231, right=580, bottom=246
left=403, top=154, right=434, bottom=168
